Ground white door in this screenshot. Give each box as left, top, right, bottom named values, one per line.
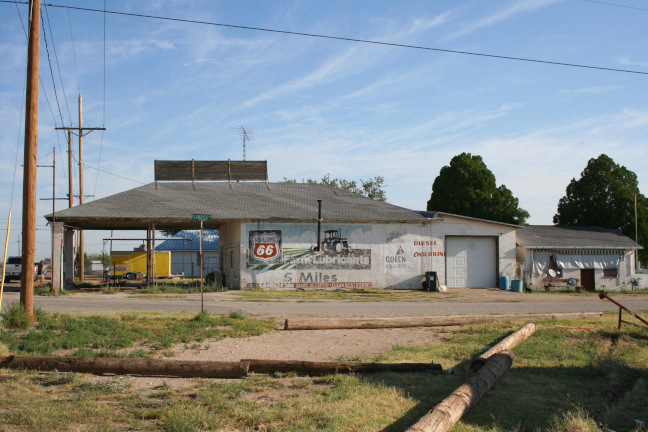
left=446, top=237, right=497, bottom=288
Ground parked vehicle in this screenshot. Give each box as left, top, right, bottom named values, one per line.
left=3, top=256, right=36, bottom=283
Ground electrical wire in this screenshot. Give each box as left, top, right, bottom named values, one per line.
left=66, top=0, right=81, bottom=95
left=82, top=164, right=146, bottom=185
left=43, top=3, right=72, bottom=123
left=41, top=11, right=65, bottom=127
left=582, top=0, right=648, bottom=12
left=2, top=0, right=648, bottom=76
left=93, top=0, right=107, bottom=198
left=14, top=1, right=59, bottom=130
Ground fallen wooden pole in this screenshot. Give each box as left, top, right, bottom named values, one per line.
left=405, top=350, right=515, bottom=432
left=470, top=322, right=536, bottom=372
left=243, top=359, right=443, bottom=375
left=284, top=312, right=602, bottom=330
left=0, top=355, right=250, bottom=378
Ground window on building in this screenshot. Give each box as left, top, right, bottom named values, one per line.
left=603, top=268, right=618, bottom=278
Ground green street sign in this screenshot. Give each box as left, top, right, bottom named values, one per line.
left=192, top=213, right=212, bottom=222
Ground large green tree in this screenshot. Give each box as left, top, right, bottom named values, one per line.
left=282, top=174, right=387, bottom=202
left=554, top=154, right=647, bottom=261
left=427, top=152, right=529, bottom=225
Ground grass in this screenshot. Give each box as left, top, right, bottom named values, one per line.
left=132, top=280, right=226, bottom=295
left=1, top=315, right=647, bottom=431
left=0, top=306, right=275, bottom=357
left=236, top=287, right=459, bottom=302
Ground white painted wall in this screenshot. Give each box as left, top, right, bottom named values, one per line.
left=233, top=216, right=517, bottom=290
left=520, top=248, right=639, bottom=291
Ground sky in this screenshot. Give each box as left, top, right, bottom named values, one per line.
left=1, top=0, right=647, bottom=260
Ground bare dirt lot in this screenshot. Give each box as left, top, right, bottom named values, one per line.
left=93, top=326, right=448, bottom=391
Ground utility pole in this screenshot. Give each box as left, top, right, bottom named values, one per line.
left=20, top=0, right=41, bottom=317
left=55, top=96, right=105, bottom=283
left=37, top=147, right=55, bottom=292
left=78, top=96, right=85, bottom=281
left=68, top=130, right=73, bottom=208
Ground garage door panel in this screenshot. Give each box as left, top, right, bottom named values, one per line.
left=446, top=237, right=496, bottom=288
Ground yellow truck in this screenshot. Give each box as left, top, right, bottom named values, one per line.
left=109, top=251, right=172, bottom=279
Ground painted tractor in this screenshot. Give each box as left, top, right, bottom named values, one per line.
left=322, top=229, right=350, bottom=254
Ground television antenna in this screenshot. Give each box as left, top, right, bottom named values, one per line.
left=232, top=126, right=253, bottom=161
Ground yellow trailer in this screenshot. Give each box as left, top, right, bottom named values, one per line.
left=110, top=251, right=172, bottom=278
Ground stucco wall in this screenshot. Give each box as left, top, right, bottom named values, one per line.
left=235, top=217, right=517, bottom=290
left=219, top=223, right=241, bottom=290
left=520, top=248, right=639, bottom=291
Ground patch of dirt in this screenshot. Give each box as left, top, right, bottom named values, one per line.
left=90, top=327, right=446, bottom=392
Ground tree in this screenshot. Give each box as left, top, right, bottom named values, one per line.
left=161, top=229, right=180, bottom=237
left=554, top=154, right=647, bottom=261
left=427, top=153, right=529, bottom=225
left=282, top=174, right=387, bottom=202
left=87, top=252, right=110, bottom=268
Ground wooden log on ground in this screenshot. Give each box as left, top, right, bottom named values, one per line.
left=470, top=322, right=536, bottom=372
left=284, top=312, right=602, bottom=330
left=0, top=355, right=250, bottom=378
left=405, top=350, right=515, bottom=432
left=242, top=359, right=443, bottom=375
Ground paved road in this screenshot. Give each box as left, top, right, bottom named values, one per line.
left=2, top=286, right=648, bottom=319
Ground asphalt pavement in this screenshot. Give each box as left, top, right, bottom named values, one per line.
left=2, top=284, right=648, bottom=319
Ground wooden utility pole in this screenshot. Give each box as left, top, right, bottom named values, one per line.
left=67, top=130, right=73, bottom=208
left=55, top=97, right=105, bottom=283
left=20, top=0, right=41, bottom=317
left=37, top=148, right=56, bottom=291
left=78, top=96, right=85, bottom=281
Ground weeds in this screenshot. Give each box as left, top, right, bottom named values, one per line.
left=1, top=303, right=33, bottom=329
left=1, top=315, right=647, bottom=431
left=0, top=310, right=274, bottom=357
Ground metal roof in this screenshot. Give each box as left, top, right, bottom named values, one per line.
left=156, top=230, right=219, bottom=251
left=517, top=225, right=643, bottom=250
left=46, top=182, right=428, bottom=230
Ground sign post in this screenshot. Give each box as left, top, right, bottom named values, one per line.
left=192, top=214, right=212, bottom=312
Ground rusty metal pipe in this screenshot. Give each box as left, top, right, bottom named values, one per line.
left=599, top=291, right=648, bottom=329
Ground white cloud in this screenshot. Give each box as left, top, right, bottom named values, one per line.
left=447, top=0, right=561, bottom=40
left=559, top=86, right=620, bottom=96
left=617, top=56, right=648, bottom=69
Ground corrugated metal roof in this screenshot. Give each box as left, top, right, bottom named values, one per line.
left=47, top=182, right=427, bottom=229
left=156, top=230, right=219, bottom=251
left=517, top=225, right=643, bottom=250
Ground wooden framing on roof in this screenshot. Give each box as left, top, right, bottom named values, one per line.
left=154, top=160, right=267, bottom=188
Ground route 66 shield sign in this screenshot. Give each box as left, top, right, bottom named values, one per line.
left=249, top=230, right=282, bottom=265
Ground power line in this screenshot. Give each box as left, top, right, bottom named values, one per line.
left=43, top=3, right=72, bottom=122
left=40, top=10, right=65, bottom=126
left=582, top=0, right=648, bottom=12
left=82, top=164, right=146, bottom=185
left=94, top=0, right=107, bottom=197
left=14, top=1, right=58, bottom=130
left=3, top=0, right=648, bottom=76
left=65, top=0, right=81, bottom=95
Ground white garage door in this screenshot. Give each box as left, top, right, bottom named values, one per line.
left=446, top=237, right=497, bottom=288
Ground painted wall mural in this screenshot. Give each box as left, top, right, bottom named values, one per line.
left=248, top=230, right=282, bottom=265
left=246, top=225, right=374, bottom=289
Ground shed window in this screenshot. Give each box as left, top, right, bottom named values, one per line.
left=603, top=268, right=618, bottom=278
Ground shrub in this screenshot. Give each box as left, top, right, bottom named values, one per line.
left=1, top=303, right=32, bottom=329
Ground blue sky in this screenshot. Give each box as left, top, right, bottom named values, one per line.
left=1, top=0, right=647, bottom=259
